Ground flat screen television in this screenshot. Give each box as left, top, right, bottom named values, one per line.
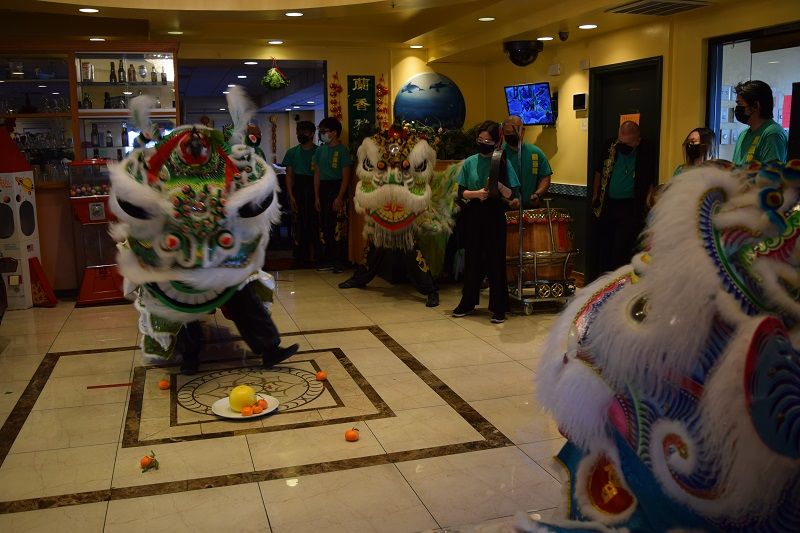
left=504, top=82, right=555, bottom=126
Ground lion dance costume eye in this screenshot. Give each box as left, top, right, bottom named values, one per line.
left=529, top=159, right=800, bottom=532
left=108, top=88, right=281, bottom=360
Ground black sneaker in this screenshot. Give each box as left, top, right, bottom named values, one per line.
left=262, top=343, right=300, bottom=368
left=451, top=306, right=474, bottom=318
left=490, top=313, right=506, bottom=324
left=425, top=292, right=440, bottom=308
left=338, top=278, right=365, bottom=289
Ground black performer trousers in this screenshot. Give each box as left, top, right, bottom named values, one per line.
left=319, top=180, right=347, bottom=269
left=595, top=198, right=643, bottom=274
left=457, top=199, right=508, bottom=314
left=349, top=245, right=437, bottom=295
left=292, top=173, right=319, bottom=263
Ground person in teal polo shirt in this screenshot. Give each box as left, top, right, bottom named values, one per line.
left=313, top=117, right=352, bottom=273
left=732, top=80, right=788, bottom=165
left=451, top=120, right=519, bottom=324
left=283, top=120, right=318, bottom=266
left=501, top=115, right=552, bottom=208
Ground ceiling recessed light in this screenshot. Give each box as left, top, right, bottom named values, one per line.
left=219, top=108, right=226, bottom=111
left=768, top=60, right=780, bottom=64
left=227, top=84, right=236, bottom=88
left=237, top=75, right=247, bottom=79
left=79, top=8, right=99, bottom=13
left=123, top=91, right=133, bottom=95
left=51, top=92, right=60, bottom=95
left=285, top=108, right=292, bottom=111
left=410, top=45, right=423, bottom=49
left=167, top=31, right=183, bottom=35
left=537, top=36, right=554, bottom=41
left=292, top=106, right=300, bottom=109
left=222, top=91, right=230, bottom=94
left=285, top=12, right=303, bottom=17
left=38, top=85, right=47, bottom=88
left=578, top=24, right=598, bottom=30
left=89, top=37, right=105, bottom=42
left=478, top=17, right=495, bottom=22
left=244, top=61, right=258, bottom=65
left=267, top=40, right=284, bottom=45
left=306, top=101, right=315, bottom=104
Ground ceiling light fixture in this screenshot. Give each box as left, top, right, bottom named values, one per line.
left=267, top=40, right=284, bottom=45
left=285, top=12, right=303, bottom=17
left=578, top=24, right=598, bottom=30
left=123, top=91, right=133, bottom=95
left=51, top=92, right=60, bottom=95
left=222, top=91, right=230, bottom=94
left=478, top=17, right=495, bottom=22
left=306, top=101, right=315, bottom=104
left=167, top=31, right=184, bottom=35
left=227, top=84, right=236, bottom=88
left=79, top=8, right=99, bottom=13
left=537, top=36, right=554, bottom=41
left=292, top=106, right=300, bottom=109
left=237, top=75, right=247, bottom=79
left=219, top=108, right=226, bottom=111
left=285, top=108, right=292, bottom=111
left=410, top=45, right=423, bottom=49
left=89, top=37, right=105, bottom=42
left=244, top=61, right=258, bottom=65
left=38, top=85, right=47, bottom=88
left=768, top=60, right=780, bottom=64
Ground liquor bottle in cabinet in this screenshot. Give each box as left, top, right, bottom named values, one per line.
left=117, top=60, right=126, bottom=83
left=120, top=123, right=128, bottom=147
left=105, top=130, right=113, bottom=147
left=127, top=63, right=136, bottom=85
left=151, top=65, right=158, bottom=84
left=90, top=124, right=101, bottom=147
left=109, top=61, right=117, bottom=83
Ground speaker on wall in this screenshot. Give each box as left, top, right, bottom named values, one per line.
left=573, top=93, right=587, bottom=111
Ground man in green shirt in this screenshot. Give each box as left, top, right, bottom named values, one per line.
left=312, top=117, right=352, bottom=273
left=282, top=121, right=318, bottom=266
left=732, top=80, right=788, bottom=165
left=501, top=116, right=552, bottom=208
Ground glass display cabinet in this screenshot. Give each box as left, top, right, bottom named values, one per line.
left=0, top=53, right=74, bottom=183
left=75, top=51, right=177, bottom=161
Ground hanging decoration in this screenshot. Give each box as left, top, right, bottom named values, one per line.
left=261, top=58, right=290, bottom=90
left=376, top=74, right=390, bottom=130
left=269, top=115, right=278, bottom=163
left=328, top=72, right=343, bottom=121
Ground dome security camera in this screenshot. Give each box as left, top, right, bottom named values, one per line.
left=558, top=31, right=569, bottom=41
left=503, top=40, right=544, bottom=67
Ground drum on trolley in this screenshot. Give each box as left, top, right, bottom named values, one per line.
left=506, top=202, right=578, bottom=312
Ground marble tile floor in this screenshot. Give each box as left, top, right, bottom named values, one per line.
left=0, top=270, right=569, bottom=532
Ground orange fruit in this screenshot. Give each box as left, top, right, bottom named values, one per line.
left=240, top=405, right=253, bottom=416
left=140, top=455, right=153, bottom=469
left=257, top=399, right=267, bottom=409
left=344, top=428, right=360, bottom=442
left=252, top=404, right=263, bottom=414
left=158, top=379, right=170, bottom=390
left=315, top=371, right=328, bottom=381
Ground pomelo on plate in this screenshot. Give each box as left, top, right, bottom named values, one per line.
left=229, top=385, right=257, bottom=412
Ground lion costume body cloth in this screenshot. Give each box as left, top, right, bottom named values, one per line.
left=527, top=160, right=800, bottom=532
left=108, top=89, right=281, bottom=360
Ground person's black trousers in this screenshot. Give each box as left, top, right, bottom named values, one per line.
left=292, top=173, right=319, bottom=263
left=318, top=180, right=347, bottom=268
left=457, top=199, right=509, bottom=314
left=595, top=198, right=643, bottom=274
left=349, top=244, right=437, bottom=295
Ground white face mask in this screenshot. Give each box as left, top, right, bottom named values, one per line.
left=320, top=133, right=332, bottom=143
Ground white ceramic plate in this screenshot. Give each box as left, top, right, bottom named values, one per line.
left=211, top=393, right=280, bottom=419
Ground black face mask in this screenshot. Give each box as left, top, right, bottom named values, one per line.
left=477, top=143, right=495, bottom=155
left=734, top=105, right=751, bottom=125
left=297, top=133, right=311, bottom=144
left=504, top=134, right=519, bottom=147
left=617, top=143, right=634, bottom=155
left=685, top=143, right=707, bottom=161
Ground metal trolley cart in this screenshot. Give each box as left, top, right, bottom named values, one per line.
left=506, top=198, right=579, bottom=315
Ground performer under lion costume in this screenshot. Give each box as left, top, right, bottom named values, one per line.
left=338, top=124, right=459, bottom=307
left=520, top=159, right=800, bottom=532
left=109, top=88, right=298, bottom=373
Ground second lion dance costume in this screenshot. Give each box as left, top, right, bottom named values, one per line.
left=517, top=159, right=800, bottom=532
left=109, top=88, right=297, bottom=374
left=338, top=125, right=458, bottom=307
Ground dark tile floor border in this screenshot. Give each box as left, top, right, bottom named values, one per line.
left=0, top=325, right=514, bottom=515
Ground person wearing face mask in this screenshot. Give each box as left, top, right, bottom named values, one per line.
left=591, top=120, right=657, bottom=274
left=501, top=116, right=552, bottom=208
left=282, top=121, right=319, bottom=266
left=451, top=120, right=520, bottom=324
left=673, top=127, right=716, bottom=176
left=731, top=80, right=787, bottom=165
left=313, top=117, right=353, bottom=273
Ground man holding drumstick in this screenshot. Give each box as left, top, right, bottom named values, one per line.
left=502, top=116, right=553, bottom=209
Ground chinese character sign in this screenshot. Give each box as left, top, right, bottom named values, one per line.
left=347, top=75, right=375, bottom=139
